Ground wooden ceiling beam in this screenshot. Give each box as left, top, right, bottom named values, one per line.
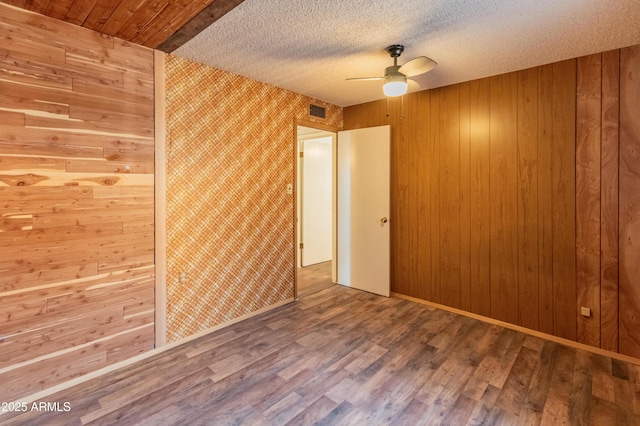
left=156, top=0, right=245, bottom=53
left=134, top=0, right=211, bottom=48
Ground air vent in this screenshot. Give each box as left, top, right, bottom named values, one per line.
left=309, top=104, right=326, bottom=119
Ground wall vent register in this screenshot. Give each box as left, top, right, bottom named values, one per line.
left=309, top=104, right=326, bottom=119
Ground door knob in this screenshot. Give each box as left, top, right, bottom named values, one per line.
left=380, top=217, right=388, bottom=224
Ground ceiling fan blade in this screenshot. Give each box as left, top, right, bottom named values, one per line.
left=346, top=77, right=384, bottom=81
left=407, top=78, right=420, bottom=91
left=398, top=56, right=437, bottom=77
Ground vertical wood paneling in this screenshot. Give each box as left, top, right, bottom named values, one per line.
left=600, top=49, right=620, bottom=353
left=517, top=67, right=540, bottom=331
left=342, top=99, right=389, bottom=129
left=405, top=97, right=417, bottom=296
left=415, top=91, right=431, bottom=302
left=489, top=73, right=519, bottom=324
left=343, top=45, right=640, bottom=359
left=430, top=88, right=442, bottom=303
left=619, top=46, right=640, bottom=358
left=0, top=3, right=155, bottom=402
left=459, top=82, right=471, bottom=312
left=410, top=95, right=423, bottom=299
left=439, top=84, right=461, bottom=308
left=576, top=54, right=602, bottom=347
left=551, top=59, right=577, bottom=341
left=395, top=96, right=412, bottom=296
left=469, top=77, right=491, bottom=317
left=537, top=64, right=555, bottom=335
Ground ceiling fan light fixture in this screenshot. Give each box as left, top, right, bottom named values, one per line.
left=348, top=44, right=435, bottom=98
left=383, top=73, right=408, bottom=97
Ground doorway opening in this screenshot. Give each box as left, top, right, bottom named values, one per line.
left=295, top=124, right=337, bottom=298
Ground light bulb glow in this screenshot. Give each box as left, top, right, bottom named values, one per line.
left=383, top=72, right=408, bottom=97
left=383, top=81, right=408, bottom=96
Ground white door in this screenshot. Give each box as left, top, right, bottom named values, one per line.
left=301, top=137, right=333, bottom=266
left=336, top=125, right=390, bottom=297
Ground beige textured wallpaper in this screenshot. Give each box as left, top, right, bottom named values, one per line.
left=164, top=54, right=342, bottom=342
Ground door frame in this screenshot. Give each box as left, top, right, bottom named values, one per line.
left=293, top=118, right=340, bottom=300
left=298, top=133, right=334, bottom=267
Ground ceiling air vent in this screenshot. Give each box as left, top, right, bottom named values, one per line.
left=309, top=104, right=326, bottom=119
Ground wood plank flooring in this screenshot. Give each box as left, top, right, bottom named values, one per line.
left=297, top=261, right=334, bottom=298
left=2, top=285, right=640, bottom=425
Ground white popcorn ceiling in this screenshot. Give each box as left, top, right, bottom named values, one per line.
left=175, top=0, right=640, bottom=107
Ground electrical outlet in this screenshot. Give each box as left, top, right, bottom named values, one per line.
left=286, top=183, right=293, bottom=195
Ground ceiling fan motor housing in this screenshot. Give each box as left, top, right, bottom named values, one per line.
left=385, top=65, right=402, bottom=76
left=386, top=44, right=405, bottom=58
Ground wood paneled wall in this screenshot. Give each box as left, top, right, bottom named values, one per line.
left=619, top=46, right=640, bottom=357
left=345, top=47, right=640, bottom=357
left=570, top=46, right=640, bottom=358
left=163, top=54, right=342, bottom=343
left=575, top=52, right=618, bottom=351
left=0, top=3, right=155, bottom=402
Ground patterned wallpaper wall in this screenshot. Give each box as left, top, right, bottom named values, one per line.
left=164, top=54, right=342, bottom=342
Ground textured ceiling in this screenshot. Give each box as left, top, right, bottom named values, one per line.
left=175, top=0, right=640, bottom=107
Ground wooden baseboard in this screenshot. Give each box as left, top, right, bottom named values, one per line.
left=392, top=292, right=640, bottom=366
left=7, top=297, right=294, bottom=407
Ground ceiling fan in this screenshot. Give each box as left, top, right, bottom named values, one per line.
left=347, top=44, right=437, bottom=97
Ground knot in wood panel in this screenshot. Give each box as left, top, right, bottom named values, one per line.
left=72, top=176, right=120, bottom=186
left=0, top=174, right=48, bottom=186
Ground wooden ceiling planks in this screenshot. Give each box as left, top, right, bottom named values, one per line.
left=44, top=0, right=74, bottom=20
left=0, top=0, right=244, bottom=50
left=1, top=0, right=25, bottom=7
left=99, top=0, right=149, bottom=37
left=115, top=0, right=173, bottom=42
left=83, top=1, right=120, bottom=30
left=133, top=0, right=210, bottom=47
left=23, top=0, right=49, bottom=14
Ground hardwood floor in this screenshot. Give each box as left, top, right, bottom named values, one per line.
left=2, top=285, right=640, bottom=425
left=297, top=261, right=334, bottom=298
